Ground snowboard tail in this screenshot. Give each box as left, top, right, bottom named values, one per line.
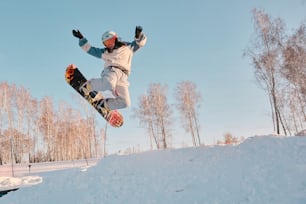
left=65, top=64, right=123, bottom=127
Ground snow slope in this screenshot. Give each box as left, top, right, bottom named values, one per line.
left=1, top=136, right=306, bottom=204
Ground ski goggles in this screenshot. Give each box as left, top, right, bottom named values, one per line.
left=103, top=36, right=116, bottom=48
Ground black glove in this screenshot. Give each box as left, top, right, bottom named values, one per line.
left=135, top=26, right=143, bottom=39
left=72, top=29, right=84, bottom=39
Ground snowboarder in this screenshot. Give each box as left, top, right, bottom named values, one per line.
left=72, top=26, right=147, bottom=110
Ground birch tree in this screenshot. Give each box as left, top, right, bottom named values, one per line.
left=25, top=98, right=39, bottom=163
left=175, top=81, right=202, bottom=146
left=134, top=83, right=172, bottom=149
left=38, top=96, right=56, bottom=161
left=134, top=94, right=158, bottom=149
left=244, top=9, right=286, bottom=135
left=281, top=23, right=306, bottom=132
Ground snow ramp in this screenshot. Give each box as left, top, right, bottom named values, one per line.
left=1, top=136, right=306, bottom=204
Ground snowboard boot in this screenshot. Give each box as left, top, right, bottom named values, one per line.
left=87, top=90, right=104, bottom=105
left=79, top=81, right=92, bottom=96
left=107, top=110, right=124, bottom=127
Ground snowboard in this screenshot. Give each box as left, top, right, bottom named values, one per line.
left=65, top=64, right=124, bottom=127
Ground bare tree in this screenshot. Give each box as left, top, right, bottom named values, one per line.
left=100, top=126, right=107, bottom=157
left=26, top=98, right=39, bottom=163
left=244, top=9, right=287, bottom=135
left=174, top=81, right=202, bottom=146
left=38, top=96, right=56, bottom=161
left=216, top=133, right=245, bottom=145
left=282, top=23, right=306, bottom=128
left=76, top=95, right=98, bottom=158
left=245, top=9, right=306, bottom=135
left=134, top=83, right=172, bottom=149
left=150, top=83, right=173, bottom=148
left=0, top=82, right=10, bottom=164
left=14, top=86, right=33, bottom=163
left=134, top=94, right=159, bottom=149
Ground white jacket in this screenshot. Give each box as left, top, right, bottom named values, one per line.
left=79, top=33, right=147, bottom=75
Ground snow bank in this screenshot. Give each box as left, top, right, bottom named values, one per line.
left=0, top=176, right=42, bottom=191
left=1, top=136, right=306, bottom=204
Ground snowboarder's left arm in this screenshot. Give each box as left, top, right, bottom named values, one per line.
left=128, top=26, right=147, bottom=52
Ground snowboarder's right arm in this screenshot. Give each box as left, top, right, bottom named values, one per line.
left=72, top=29, right=105, bottom=59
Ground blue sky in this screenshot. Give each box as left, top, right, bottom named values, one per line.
left=0, top=0, right=305, bottom=151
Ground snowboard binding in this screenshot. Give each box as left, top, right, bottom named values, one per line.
left=79, top=81, right=92, bottom=97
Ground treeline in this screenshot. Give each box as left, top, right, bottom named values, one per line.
left=0, top=82, right=104, bottom=165
left=0, top=80, right=203, bottom=165
left=244, top=9, right=306, bottom=135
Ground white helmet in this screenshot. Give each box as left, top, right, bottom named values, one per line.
left=101, top=31, right=117, bottom=42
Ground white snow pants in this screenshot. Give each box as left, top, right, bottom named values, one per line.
left=88, top=67, right=130, bottom=110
